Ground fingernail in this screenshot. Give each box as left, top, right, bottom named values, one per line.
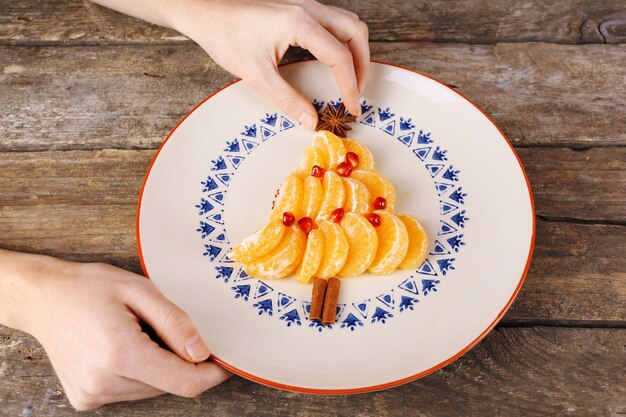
left=186, top=334, right=210, bottom=362
left=298, top=112, right=317, bottom=131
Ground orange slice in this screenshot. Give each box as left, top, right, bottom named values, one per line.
left=295, top=146, right=326, bottom=179
left=297, top=176, right=323, bottom=219
left=269, top=175, right=303, bottom=221
left=316, top=221, right=349, bottom=279
left=313, top=130, right=347, bottom=170
left=295, top=229, right=325, bottom=284
left=341, top=177, right=371, bottom=215
left=338, top=212, right=378, bottom=277
left=397, top=214, right=428, bottom=269
left=315, top=171, right=346, bottom=223
left=368, top=211, right=409, bottom=275
left=343, top=138, right=374, bottom=170
left=242, top=225, right=305, bottom=279
left=229, top=220, right=285, bottom=263
left=350, top=170, right=396, bottom=211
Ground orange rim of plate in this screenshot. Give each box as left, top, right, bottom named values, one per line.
left=135, top=59, right=536, bottom=394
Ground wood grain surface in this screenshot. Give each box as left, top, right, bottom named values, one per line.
left=2, top=43, right=625, bottom=152
left=1, top=325, right=624, bottom=416
left=1, top=0, right=625, bottom=415
left=1, top=0, right=625, bottom=44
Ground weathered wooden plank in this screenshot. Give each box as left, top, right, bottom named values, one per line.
left=0, top=200, right=624, bottom=324
left=1, top=147, right=624, bottom=222
left=0, top=325, right=624, bottom=416
left=1, top=43, right=624, bottom=152
left=1, top=0, right=625, bottom=44
left=517, top=147, right=626, bottom=223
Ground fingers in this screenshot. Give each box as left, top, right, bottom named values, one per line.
left=306, top=4, right=370, bottom=94
left=124, top=280, right=210, bottom=363
left=246, top=62, right=319, bottom=130
left=122, top=338, right=232, bottom=398
left=67, top=376, right=163, bottom=411
left=292, top=18, right=361, bottom=116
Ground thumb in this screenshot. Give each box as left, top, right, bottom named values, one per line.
left=126, top=280, right=210, bottom=363
left=246, top=64, right=318, bottom=131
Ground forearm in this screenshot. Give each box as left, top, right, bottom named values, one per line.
left=89, top=0, right=200, bottom=32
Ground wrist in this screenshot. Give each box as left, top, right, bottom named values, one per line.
left=0, top=250, right=62, bottom=334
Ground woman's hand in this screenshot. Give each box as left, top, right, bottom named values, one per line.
left=0, top=251, right=231, bottom=411
left=91, top=0, right=370, bottom=130
left=174, top=0, right=369, bottom=129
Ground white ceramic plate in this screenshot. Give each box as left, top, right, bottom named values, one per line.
left=137, top=61, right=534, bottom=393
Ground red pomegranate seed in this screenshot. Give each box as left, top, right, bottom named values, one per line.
left=298, top=217, right=314, bottom=234
left=330, top=207, right=345, bottom=223
left=311, top=165, right=325, bottom=177
left=366, top=213, right=381, bottom=227
left=373, top=196, right=387, bottom=210
left=336, top=162, right=353, bottom=177
left=345, top=152, right=359, bottom=168
left=282, top=212, right=295, bottom=227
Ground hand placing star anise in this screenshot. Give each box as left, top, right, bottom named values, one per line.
left=316, top=103, right=357, bottom=138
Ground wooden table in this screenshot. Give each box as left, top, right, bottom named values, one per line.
left=1, top=1, right=625, bottom=415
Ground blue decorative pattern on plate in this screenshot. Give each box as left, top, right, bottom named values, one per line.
left=194, top=98, right=469, bottom=332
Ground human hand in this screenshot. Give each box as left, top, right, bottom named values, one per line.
left=172, top=0, right=370, bottom=129
left=0, top=252, right=231, bottom=411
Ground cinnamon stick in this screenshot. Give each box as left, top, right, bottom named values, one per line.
left=309, top=277, right=327, bottom=321
left=322, top=277, right=341, bottom=325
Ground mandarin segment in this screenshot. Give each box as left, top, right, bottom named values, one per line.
left=315, top=170, right=346, bottom=223
left=295, top=146, right=326, bottom=179
left=313, top=130, right=347, bottom=170
left=350, top=169, right=396, bottom=211
left=316, top=221, right=349, bottom=279
left=368, top=211, right=409, bottom=275
left=338, top=212, right=378, bottom=277
left=341, top=177, right=371, bottom=215
left=297, top=176, right=323, bottom=220
left=397, top=214, right=428, bottom=270
left=343, top=138, right=374, bottom=170
left=269, top=175, right=303, bottom=221
left=229, top=220, right=285, bottom=264
left=295, top=229, right=325, bottom=284
left=242, top=225, right=306, bottom=279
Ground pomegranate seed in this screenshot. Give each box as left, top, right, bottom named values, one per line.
left=336, top=162, right=353, bottom=177
left=282, top=212, right=295, bottom=227
left=366, top=213, right=381, bottom=227
left=311, top=165, right=325, bottom=177
left=298, top=217, right=314, bottom=234
left=345, top=152, right=359, bottom=168
left=330, top=207, right=345, bottom=223
left=373, top=196, right=387, bottom=210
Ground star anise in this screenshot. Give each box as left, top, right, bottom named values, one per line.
left=316, top=102, right=357, bottom=138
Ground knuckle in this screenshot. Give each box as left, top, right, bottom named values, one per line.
left=81, top=374, right=108, bottom=397
left=276, top=95, right=299, bottom=115
left=344, top=9, right=360, bottom=21
left=284, top=4, right=309, bottom=22
left=356, top=20, right=369, bottom=38
left=163, top=305, right=191, bottom=331
left=178, top=381, right=204, bottom=398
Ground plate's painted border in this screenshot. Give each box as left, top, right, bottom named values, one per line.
left=193, top=97, right=469, bottom=332
left=136, top=60, right=536, bottom=394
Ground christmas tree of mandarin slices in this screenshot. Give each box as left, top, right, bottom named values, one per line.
left=229, top=125, right=428, bottom=324
left=229, top=129, right=428, bottom=280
